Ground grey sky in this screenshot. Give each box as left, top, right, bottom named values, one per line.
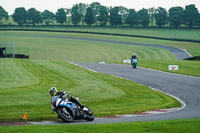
left=1, top=0, right=200, bottom=15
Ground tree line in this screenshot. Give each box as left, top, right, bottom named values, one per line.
left=0, top=2, right=200, bottom=28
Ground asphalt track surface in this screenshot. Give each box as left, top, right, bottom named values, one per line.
left=28, top=34, right=198, bottom=125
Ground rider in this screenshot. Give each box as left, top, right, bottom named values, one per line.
left=49, top=87, right=85, bottom=110
left=131, top=53, right=138, bottom=64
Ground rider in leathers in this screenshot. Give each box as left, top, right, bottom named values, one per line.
left=49, top=87, right=85, bottom=110
left=131, top=53, right=138, bottom=64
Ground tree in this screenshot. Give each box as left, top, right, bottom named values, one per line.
left=138, top=8, right=150, bottom=27
left=155, top=7, right=168, bottom=27
left=90, top=2, right=101, bottom=25
left=65, top=8, right=71, bottom=25
left=118, top=6, right=129, bottom=25
left=55, top=8, right=66, bottom=25
left=71, top=5, right=81, bottom=25
left=148, top=7, right=156, bottom=26
left=98, top=6, right=108, bottom=26
left=197, top=13, right=200, bottom=26
left=126, top=9, right=139, bottom=27
left=110, top=7, right=122, bottom=26
left=84, top=7, right=94, bottom=25
left=76, top=3, right=88, bottom=25
left=27, top=8, right=42, bottom=25
left=41, top=10, right=54, bottom=25
left=0, top=6, right=8, bottom=24
left=184, top=4, right=199, bottom=28
left=12, top=7, right=27, bottom=25
left=169, top=7, right=184, bottom=28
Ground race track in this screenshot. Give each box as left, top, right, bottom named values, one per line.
left=30, top=34, right=199, bottom=125
left=76, top=63, right=200, bottom=123
left=32, top=63, right=200, bottom=125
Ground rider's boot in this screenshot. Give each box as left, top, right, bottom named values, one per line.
left=71, top=96, right=86, bottom=109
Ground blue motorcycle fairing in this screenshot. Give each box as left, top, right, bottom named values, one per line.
left=59, top=102, right=76, bottom=108
left=57, top=99, right=76, bottom=109
left=132, top=58, right=138, bottom=64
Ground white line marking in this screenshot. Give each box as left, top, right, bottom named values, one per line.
left=68, top=62, right=98, bottom=73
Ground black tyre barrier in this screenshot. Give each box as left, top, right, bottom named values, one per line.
left=184, top=56, right=200, bottom=60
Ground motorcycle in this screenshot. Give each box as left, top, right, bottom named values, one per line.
left=51, top=95, right=95, bottom=122
left=131, top=58, right=138, bottom=69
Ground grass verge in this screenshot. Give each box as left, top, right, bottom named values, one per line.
left=139, top=60, right=200, bottom=77
left=0, top=118, right=200, bottom=133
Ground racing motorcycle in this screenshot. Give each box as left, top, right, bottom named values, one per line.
left=131, top=58, right=138, bottom=69
left=51, top=95, right=95, bottom=122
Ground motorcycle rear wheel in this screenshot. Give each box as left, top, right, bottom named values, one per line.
left=84, top=107, right=95, bottom=121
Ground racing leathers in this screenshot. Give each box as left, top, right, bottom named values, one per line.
left=51, top=90, right=85, bottom=110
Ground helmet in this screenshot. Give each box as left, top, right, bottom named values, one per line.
left=49, top=87, right=58, bottom=97
left=132, top=53, right=136, bottom=58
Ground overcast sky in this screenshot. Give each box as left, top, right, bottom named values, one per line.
left=1, top=0, right=200, bottom=15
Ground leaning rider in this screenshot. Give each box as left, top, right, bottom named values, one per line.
left=49, top=87, right=85, bottom=110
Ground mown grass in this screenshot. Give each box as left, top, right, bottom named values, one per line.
left=0, top=118, right=200, bottom=133
left=1, top=30, right=200, bottom=56
left=0, top=59, right=180, bottom=122
left=0, top=31, right=177, bottom=62
left=188, top=49, right=200, bottom=56
left=39, top=27, right=200, bottom=41
left=1, top=31, right=200, bottom=77
left=139, top=59, right=200, bottom=77
left=1, top=20, right=200, bottom=41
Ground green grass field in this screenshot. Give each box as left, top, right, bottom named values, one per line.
left=0, top=118, right=200, bottom=133
left=39, top=27, right=200, bottom=41
left=1, top=30, right=200, bottom=56
left=1, top=31, right=177, bottom=61
left=0, top=59, right=180, bottom=122
left=0, top=30, right=200, bottom=131
left=1, top=31, right=200, bottom=76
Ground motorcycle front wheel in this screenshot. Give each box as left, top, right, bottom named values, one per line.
left=57, top=107, right=73, bottom=122
left=132, top=64, right=136, bottom=69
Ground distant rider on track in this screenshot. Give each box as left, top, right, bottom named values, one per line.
left=131, top=53, right=138, bottom=63
left=131, top=53, right=138, bottom=69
